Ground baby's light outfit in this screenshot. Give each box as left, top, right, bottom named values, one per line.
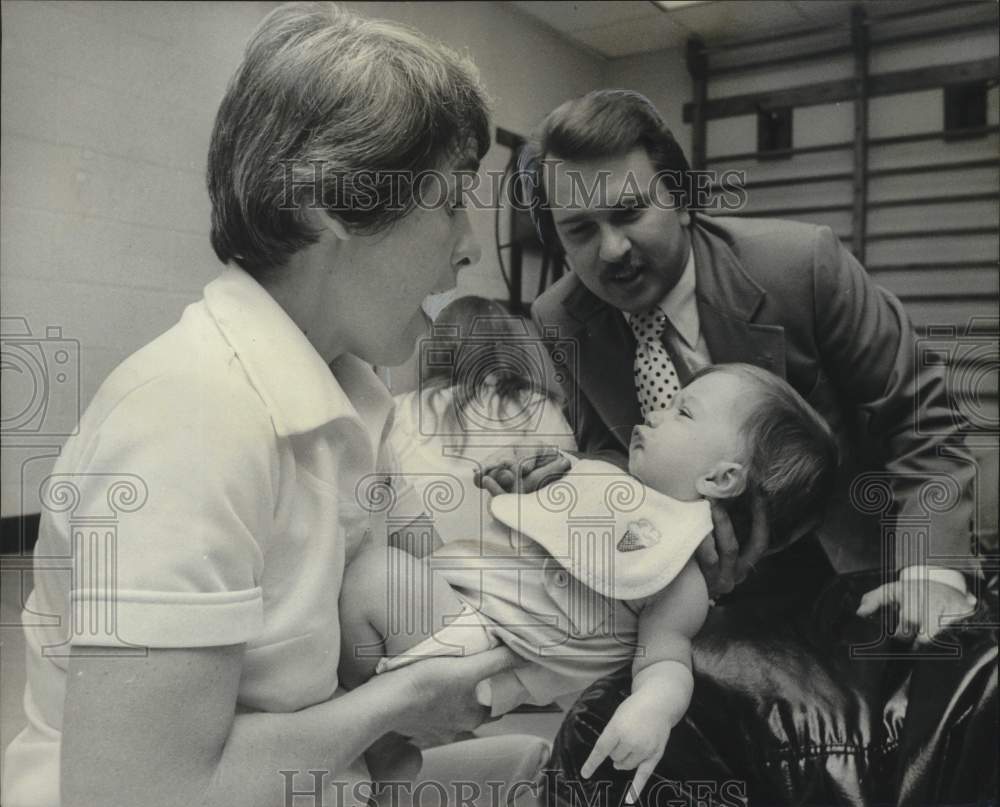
left=375, top=460, right=712, bottom=714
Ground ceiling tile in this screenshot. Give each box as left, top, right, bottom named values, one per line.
left=506, top=0, right=962, bottom=59
left=573, top=12, right=690, bottom=57
left=665, top=1, right=810, bottom=43
left=507, top=1, right=660, bottom=34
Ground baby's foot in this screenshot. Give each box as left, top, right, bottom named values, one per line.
left=365, top=732, right=423, bottom=789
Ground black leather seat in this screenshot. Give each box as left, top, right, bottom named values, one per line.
left=544, top=540, right=998, bottom=807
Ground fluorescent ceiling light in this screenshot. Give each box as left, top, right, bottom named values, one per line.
left=653, top=0, right=713, bottom=9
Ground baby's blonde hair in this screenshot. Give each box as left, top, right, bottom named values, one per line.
left=695, top=363, right=839, bottom=546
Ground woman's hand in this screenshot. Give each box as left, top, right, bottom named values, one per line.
left=388, top=646, right=525, bottom=746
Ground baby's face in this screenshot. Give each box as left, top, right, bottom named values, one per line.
left=628, top=371, right=756, bottom=500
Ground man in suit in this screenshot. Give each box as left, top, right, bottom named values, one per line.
left=521, top=90, right=985, bottom=804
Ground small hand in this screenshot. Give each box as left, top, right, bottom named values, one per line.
left=474, top=462, right=515, bottom=497
left=695, top=497, right=769, bottom=599
left=517, top=448, right=572, bottom=493
left=579, top=693, right=670, bottom=804
left=474, top=448, right=571, bottom=496
left=857, top=578, right=977, bottom=645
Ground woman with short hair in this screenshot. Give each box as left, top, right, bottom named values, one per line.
left=3, top=5, right=545, bottom=806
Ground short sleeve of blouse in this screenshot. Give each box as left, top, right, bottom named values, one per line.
left=61, top=372, right=278, bottom=648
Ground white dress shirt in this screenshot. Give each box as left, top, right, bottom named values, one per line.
left=626, top=247, right=712, bottom=373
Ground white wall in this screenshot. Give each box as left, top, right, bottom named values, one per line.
left=604, top=47, right=692, bottom=152
left=0, top=0, right=606, bottom=517
left=1, top=1, right=283, bottom=518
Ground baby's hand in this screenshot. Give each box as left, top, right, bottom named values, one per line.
left=580, top=691, right=670, bottom=804
left=857, top=578, right=977, bottom=645
left=474, top=448, right=571, bottom=496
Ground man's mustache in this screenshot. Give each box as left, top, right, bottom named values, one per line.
left=601, top=253, right=643, bottom=281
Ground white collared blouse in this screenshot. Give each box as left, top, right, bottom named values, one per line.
left=4, top=266, right=399, bottom=805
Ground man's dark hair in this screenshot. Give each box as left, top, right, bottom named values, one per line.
left=697, top=363, right=840, bottom=547
left=518, top=89, right=692, bottom=247
left=536, top=90, right=690, bottom=183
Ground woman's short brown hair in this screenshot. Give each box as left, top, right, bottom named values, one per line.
left=207, top=2, right=490, bottom=279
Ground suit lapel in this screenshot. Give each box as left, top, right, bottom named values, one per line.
left=692, top=218, right=787, bottom=378
left=562, top=282, right=642, bottom=450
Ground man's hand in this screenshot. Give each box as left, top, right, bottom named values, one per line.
left=474, top=447, right=571, bottom=496
left=580, top=691, right=671, bottom=804
left=857, top=578, right=977, bottom=645
left=694, top=497, right=770, bottom=599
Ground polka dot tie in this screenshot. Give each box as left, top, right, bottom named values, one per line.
left=630, top=309, right=681, bottom=422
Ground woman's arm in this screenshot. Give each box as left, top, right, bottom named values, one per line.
left=62, top=643, right=520, bottom=807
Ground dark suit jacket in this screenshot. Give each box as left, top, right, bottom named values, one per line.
left=532, top=215, right=978, bottom=573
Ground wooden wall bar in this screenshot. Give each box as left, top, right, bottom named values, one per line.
left=685, top=0, right=999, bottom=480
left=851, top=6, right=870, bottom=262
left=682, top=56, right=999, bottom=123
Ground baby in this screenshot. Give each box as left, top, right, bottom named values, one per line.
left=339, top=363, right=837, bottom=800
